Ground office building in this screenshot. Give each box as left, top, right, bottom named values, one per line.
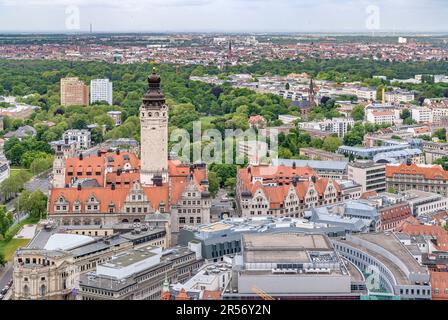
left=178, top=217, right=347, bottom=262
left=61, top=77, right=89, bottom=107
left=348, top=161, right=386, bottom=193
left=223, top=233, right=368, bottom=300
left=90, top=79, right=113, bottom=105
left=78, top=245, right=202, bottom=300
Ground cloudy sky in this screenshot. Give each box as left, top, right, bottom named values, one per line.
left=0, top=0, right=446, bottom=33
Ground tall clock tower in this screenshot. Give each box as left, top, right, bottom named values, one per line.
left=140, top=69, right=169, bottom=186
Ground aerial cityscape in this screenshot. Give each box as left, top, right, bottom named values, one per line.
left=0, top=0, right=448, bottom=306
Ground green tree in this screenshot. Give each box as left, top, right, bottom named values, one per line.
left=0, top=253, right=5, bottom=267
left=224, top=177, right=237, bottom=190
left=16, top=190, right=47, bottom=220
left=0, top=171, right=32, bottom=201
left=21, top=151, right=49, bottom=169
left=433, top=156, right=448, bottom=171
left=322, top=136, right=342, bottom=153
left=433, top=128, right=447, bottom=141
left=207, top=172, right=220, bottom=198
left=0, top=206, right=12, bottom=238
left=30, top=156, right=54, bottom=175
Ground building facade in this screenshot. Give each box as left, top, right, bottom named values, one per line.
left=386, top=163, right=448, bottom=197
left=61, top=77, right=89, bottom=107
left=90, top=79, right=113, bottom=105
left=63, top=129, right=91, bottom=150
left=48, top=72, right=212, bottom=240
left=348, top=161, right=386, bottom=193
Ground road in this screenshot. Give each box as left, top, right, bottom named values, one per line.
left=24, top=173, right=51, bottom=196
left=0, top=262, right=13, bottom=293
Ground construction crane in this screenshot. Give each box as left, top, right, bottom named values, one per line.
left=252, top=286, right=275, bottom=300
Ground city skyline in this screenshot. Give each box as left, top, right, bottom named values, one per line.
left=0, top=0, right=447, bottom=33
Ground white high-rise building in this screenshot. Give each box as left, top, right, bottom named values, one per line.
left=90, top=79, right=113, bottom=105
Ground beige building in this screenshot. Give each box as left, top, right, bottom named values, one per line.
left=60, top=77, right=89, bottom=107
left=48, top=72, right=211, bottom=243
left=348, top=160, right=386, bottom=193
left=12, top=221, right=168, bottom=300
left=77, top=245, right=202, bottom=300
left=386, top=162, right=448, bottom=196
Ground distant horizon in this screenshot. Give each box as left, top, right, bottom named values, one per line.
left=0, top=0, right=447, bottom=34
left=1, top=30, right=448, bottom=36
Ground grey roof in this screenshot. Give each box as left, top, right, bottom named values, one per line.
left=69, top=235, right=128, bottom=258
left=272, top=159, right=348, bottom=171
left=4, top=125, right=37, bottom=138
left=307, top=207, right=370, bottom=233
left=373, top=148, right=423, bottom=163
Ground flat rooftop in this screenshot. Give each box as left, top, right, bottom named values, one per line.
left=104, top=247, right=158, bottom=268
left=348, top=160, right=384, bottom=169
left=243, top=233, right=332, bottom=251
left=355, top=233, right=426, bottom=274
left=337, top=233, right=428, bottom=285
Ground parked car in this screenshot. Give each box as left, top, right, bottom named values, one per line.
left=8, top=279, right=13, bottom=287
left=0, top=288, right=7, bottom=295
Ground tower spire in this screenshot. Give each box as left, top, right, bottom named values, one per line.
left=140, top=69, right=169, bottom=186
left=161, top=273, right=170, bottom=300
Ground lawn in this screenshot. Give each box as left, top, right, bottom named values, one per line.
left=10, top=167, right=31, bottom=179
left=0, top=217, right=37, bottom=261
left=0, top=238, right=30, bottom=261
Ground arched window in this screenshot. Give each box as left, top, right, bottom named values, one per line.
left=122, top=219, right=129, bottom=223
left=133, top=219, right=141, bottom=223
left=40, top=285, right=46, bottom=297
left=23, top=285, right=29, bottom=298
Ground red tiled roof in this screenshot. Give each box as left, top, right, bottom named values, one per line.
left=248, top=115, right=266, bottom=124
left=386, top=163, right=448, bottom=180
left=50, top=153, right=207, bottom=215
left=239, top=165, right=340, bottom=209
left=202, top=290, right=222, bottom=300
left=398, top=221, right=448, bottom=251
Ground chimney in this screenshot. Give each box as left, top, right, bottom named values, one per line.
left=79, top=153, right=83, bottom=160
left=116, top=149, right=120, bottom=155
left=117, top=168, right=122, bottom=176
left=111, top=183, right=116, bottom=190
left=292, top=162, right=296, bottom=169
left=311, top=175, right=317, bottom=183
left=77, top=183, right=82, bottom=191
left=97, top=150, right=102, bottom=157
left=292, top=176, right=298, bottom=187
